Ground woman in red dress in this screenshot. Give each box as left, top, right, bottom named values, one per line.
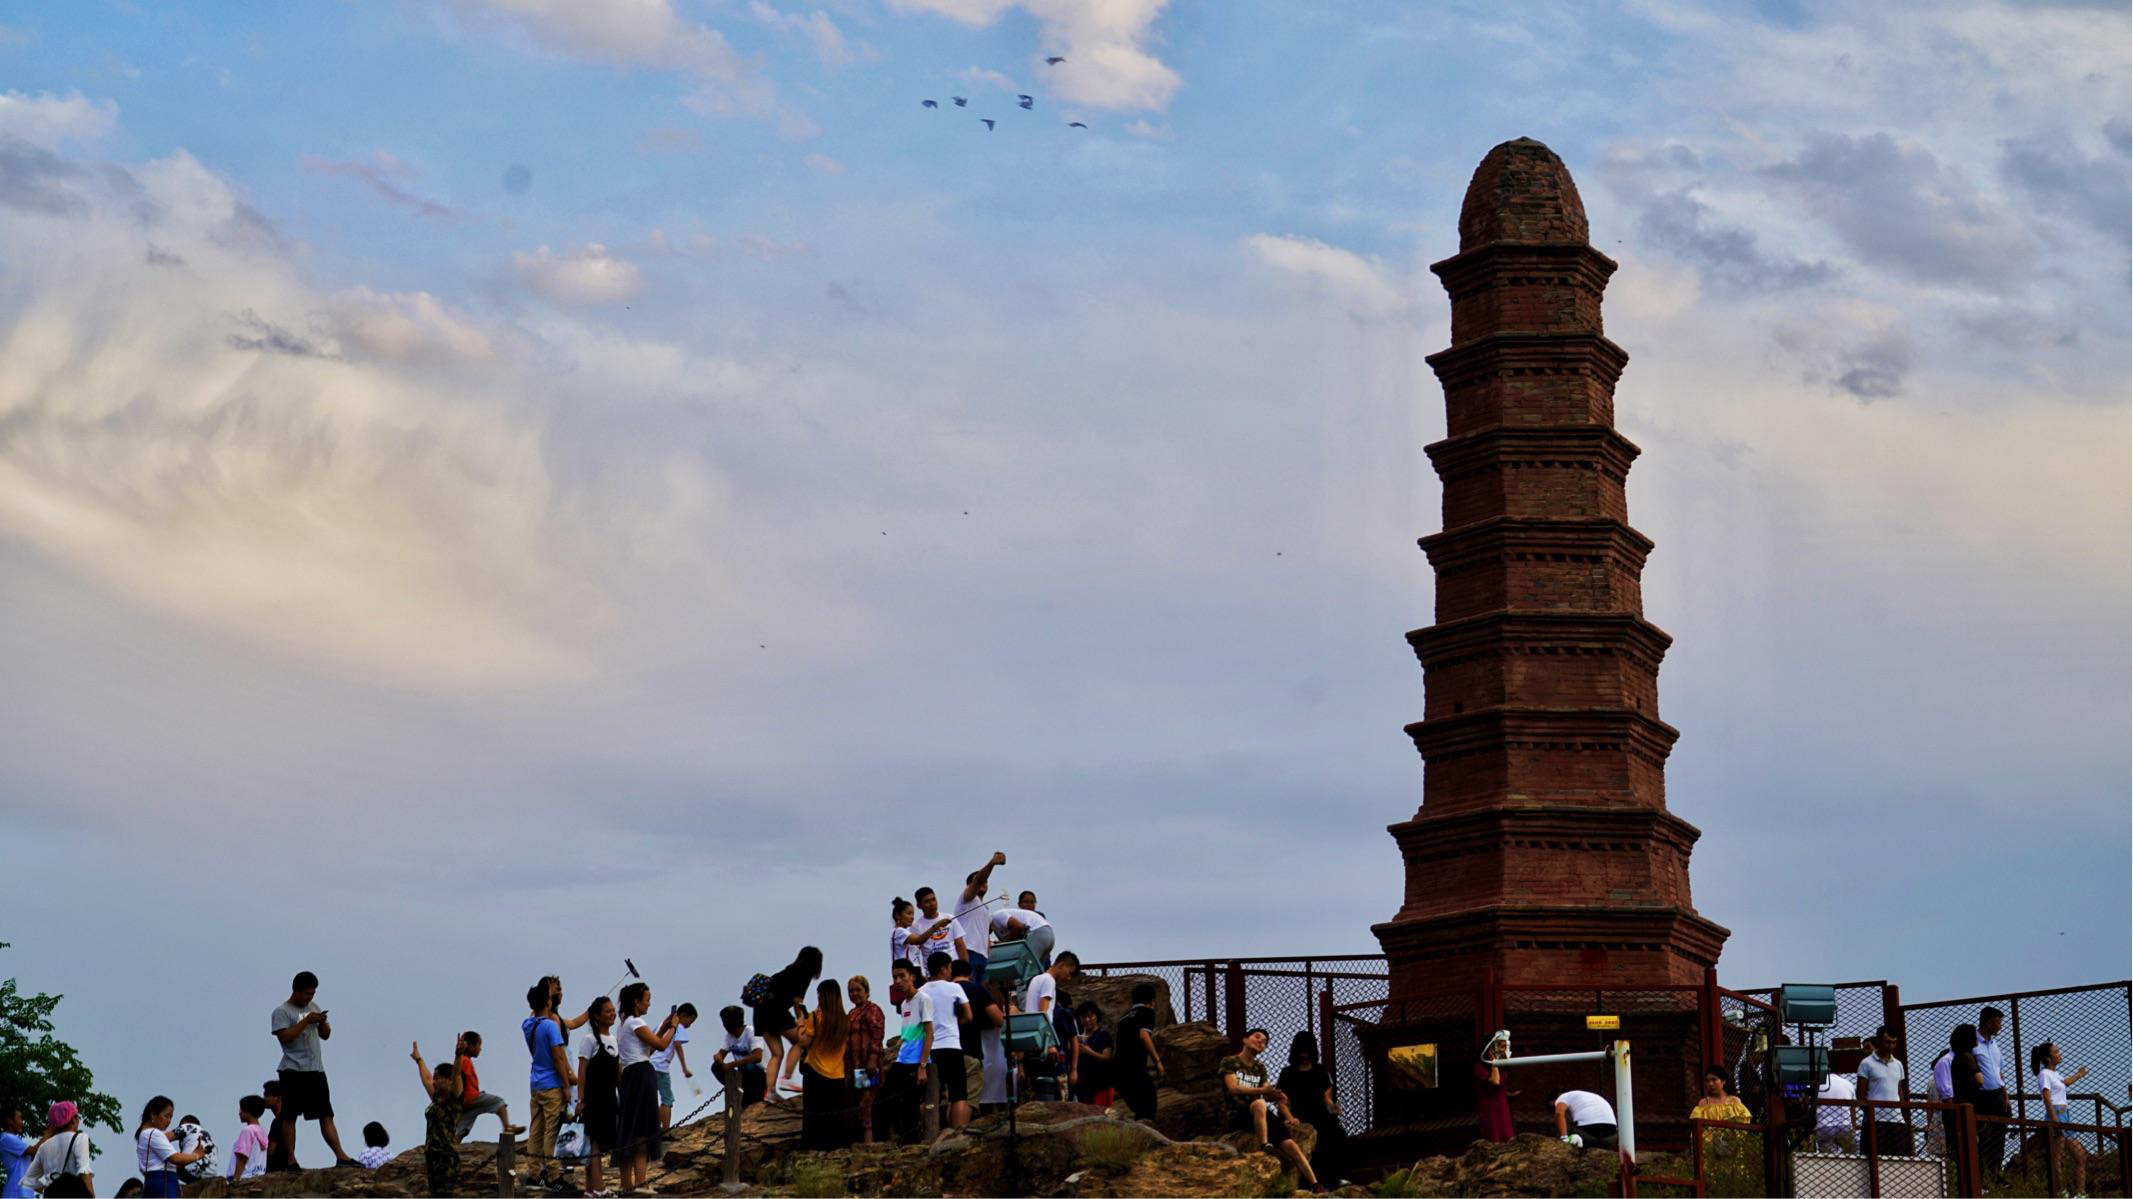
left=1474, top=1031, right=1516, bottom=1142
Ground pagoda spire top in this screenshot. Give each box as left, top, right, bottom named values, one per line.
left=1456, top=137, right=1591, bottom=250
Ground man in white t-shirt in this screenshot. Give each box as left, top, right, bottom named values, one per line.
left=1856, top=1025, right=1911, bottom=1155
left=912, top=888, right=965, bottom=967
left=1020, top=950, right=1077, bottom=1017
left=1815, top=1070, right=1857, bottom=1151
left=954, top=851, right=1007, bottom=980
left=1017, top=952, right=1079, bottom=1102
left=1554, top=1090, right=1617, bottom=1150
left=992, top=898, right=1055, bottom=969
left=918, top=953, right=974, bottom=1131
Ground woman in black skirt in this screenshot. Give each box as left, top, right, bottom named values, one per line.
left=1278, top=1032, right=1346, bottom=1187
left=797, top=979, right=852, bottom=1150
left=573, top=997, right=620, bottom=1197
left=753, top=946, right=823, bottom=1098
left=613, top=982, right=682, bottom=1195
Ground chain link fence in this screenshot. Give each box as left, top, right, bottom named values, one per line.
left=1081, top=954, right=2130, bottom=1192
left=1902, top=979, right=2132, bottom=1168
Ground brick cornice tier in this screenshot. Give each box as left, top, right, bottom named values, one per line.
left=1424, top=330, right=1628, bottom=395
left=1402, top=706, right=1681, bottom=767
left=1418, top=516, right=1654, bottom=578
left=1372, top=903, right=1730, bottom=969
left=1387, top=801, right=1705, bottom=861
left=1405, top=610, right=1673, bottom=675
left=1424, top=425, right=1643, bottom=489
left=1428, top=241, right=1619, bottom=299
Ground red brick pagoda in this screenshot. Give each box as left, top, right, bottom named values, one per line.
left=1373, top=138, right=1729, bottom=1000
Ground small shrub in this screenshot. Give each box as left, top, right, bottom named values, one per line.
left=784, top=1155, right=848, bottom=1198
left=1079, top=1123, right=1150, bottom=1173
left=1368, top=1166, right=1424, bottom=1198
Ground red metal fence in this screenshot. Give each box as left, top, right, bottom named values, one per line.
left=1078, top=952, right=2131, bottom=1193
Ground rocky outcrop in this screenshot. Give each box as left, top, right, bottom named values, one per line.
left=183, top=1024, right=1332, bottom=1198
left=1401, top=1132, right=1622, bottom=1197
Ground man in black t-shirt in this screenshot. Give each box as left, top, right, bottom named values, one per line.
left=1113, top=984, right=1166, bottom=1119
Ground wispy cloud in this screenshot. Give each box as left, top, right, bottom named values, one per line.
left=1246, top=233, right=1411, bottom=321
left=512, top=242, right=644, bottom=304
left=749, top=2, right=878, bottom=67
left=891, top=0, right=1180, bottom=111
left=301, top=150, right=455, bottom=219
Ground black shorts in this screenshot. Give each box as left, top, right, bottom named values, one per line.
left=279, top=1069, right=334, bottom=1121
left=1230, top=1101, right=1264, bottom=1134
left=933, top=1049, right=968, bottom=1103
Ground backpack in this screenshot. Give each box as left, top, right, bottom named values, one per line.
left=176, top=1122, right=218, bottom=1182
left=45, top=1133, right=89, bottom=1198
left=741, top=973, right=775, bottom=1008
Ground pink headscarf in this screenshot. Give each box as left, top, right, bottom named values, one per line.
left=45, top=1101, right=77, bottom=1132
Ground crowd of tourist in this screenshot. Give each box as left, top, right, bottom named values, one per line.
left=0, top=883, right=2092, bottom=1199
left=4, top=849, right=1340, bottom=1198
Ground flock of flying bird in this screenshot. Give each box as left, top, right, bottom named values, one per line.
left=921, top=55, right=1088, bottom=131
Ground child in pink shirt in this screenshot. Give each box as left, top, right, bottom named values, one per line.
left=228, top=1096, right=270, bottom=1180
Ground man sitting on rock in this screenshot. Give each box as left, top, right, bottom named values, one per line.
left=1554, top=1089, right=1618, bottom=1150
left=1220, top=1028, right=1325, bottom=1194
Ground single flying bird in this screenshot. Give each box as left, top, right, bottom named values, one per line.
left=1046, top=56, right=1065, bottom=65
left=1017, top=94, right=1034, bottom=109
left=922, top=99, right=938, bottom=108
left=1067, top=121, right=1087, bottom=128
left=952, top=96, right=968, bottom=107
left=980, top=118, right=995, bottom=130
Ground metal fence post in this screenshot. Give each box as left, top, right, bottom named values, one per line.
left=1699, top=966, right=1722, bottom=1077
left=1203, top=963, right=1218, bottom=1034
left=2043, top=1109, right=2060, bottom=1199
left=1863, top=1100, right=1881, bottom=1197
left=496, top=1130, right=517, bottom=1198
left=1956, top=1103, right=1982, bottom=1198
left=1319, top=987, right=1336, bottom=1084
left=723, top=1090, right=742, bottom=1184
left=2009, top=997, right=2026, bottom=1128
left=1763, top=1074, right=1788, bottom=1199
left=1224, top=960, right=1246, bottom=1048
left=1882, top=983, right=1905, bottom=1083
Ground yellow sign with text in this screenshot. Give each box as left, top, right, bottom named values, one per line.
left=1586, top=1015, right=1621, bottom=1030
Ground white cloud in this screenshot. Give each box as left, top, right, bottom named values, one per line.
left=749, top=2, right=878, bottom=66
left=0, top=89, right=118, bottom=146
left=954, top=66, right=1019, bottom=94
left=892, top=0, right=1180, bottom=111
left=512, top=243, right=644, bottom=305
left=1246, top=233, right=1411, bottom=321
left=803, top=152, right=844, bottom=174
left=450, top=0, right=774, bottom=115
left=1123, top=119, right=1171, bottom=140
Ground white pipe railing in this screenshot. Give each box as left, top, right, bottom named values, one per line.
left=1494, top=1040, right=1637, bottom=1171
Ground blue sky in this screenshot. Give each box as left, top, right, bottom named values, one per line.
left=0, top=0, right=2126, bottom=1168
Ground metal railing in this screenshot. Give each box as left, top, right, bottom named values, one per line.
left=1898, top=980, right=2132, bottom=1136
left=1079, top=953, right=2131, bottom=1193
left=1076, top=954, right=1389, bottom=1052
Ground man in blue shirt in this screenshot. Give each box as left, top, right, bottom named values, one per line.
left=1975, top=1006, right=2010, bottom=1173
left=523, top=982, right=574, bottom=1194
left=1, top=1104, right=33, bottom=1199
